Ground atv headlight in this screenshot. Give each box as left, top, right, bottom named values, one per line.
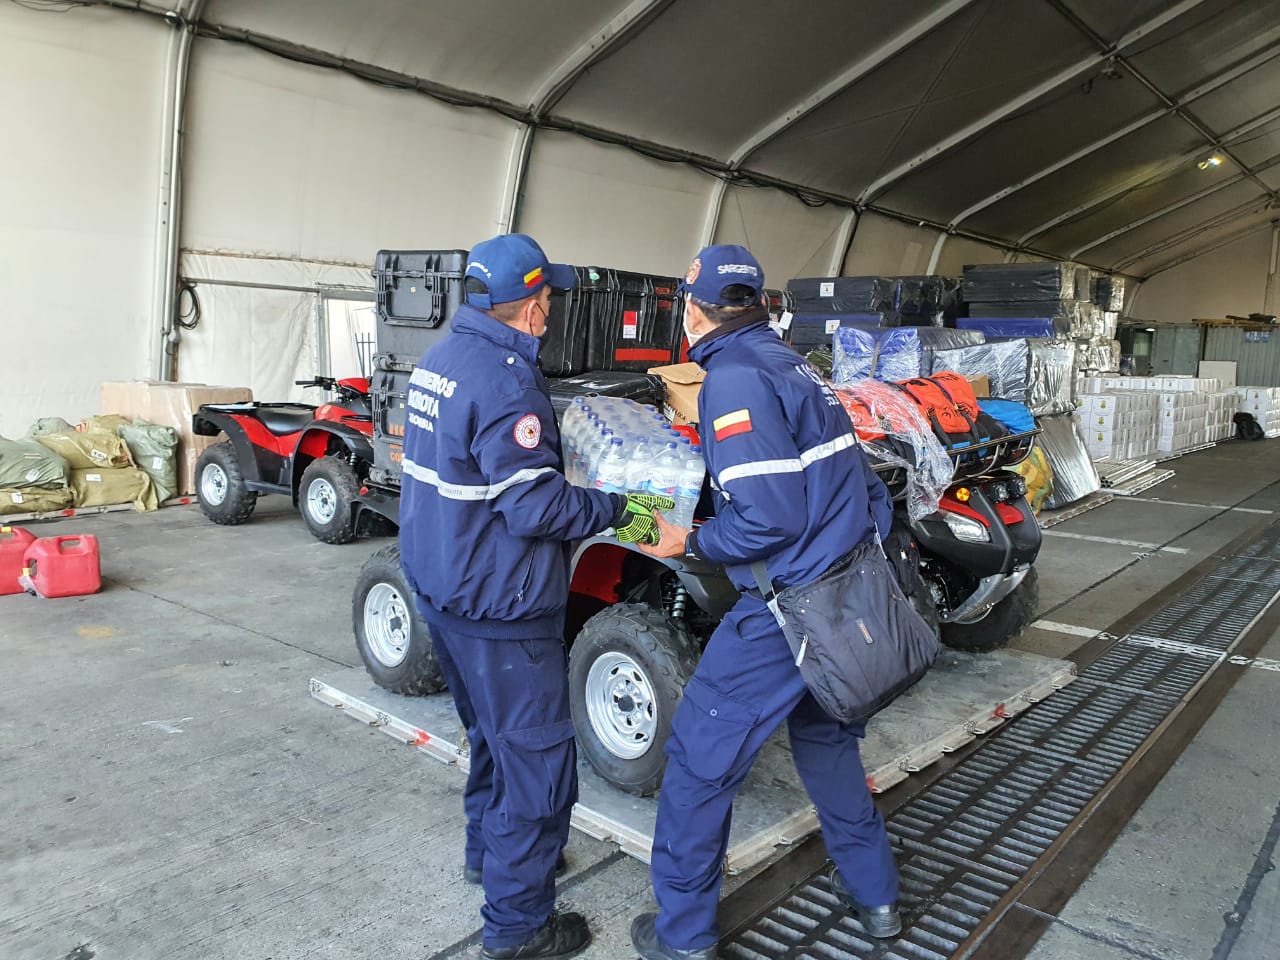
left=943, top=512, right=990, bottom=543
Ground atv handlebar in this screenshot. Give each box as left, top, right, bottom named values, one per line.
left=296, top=376, right=340, bottom=390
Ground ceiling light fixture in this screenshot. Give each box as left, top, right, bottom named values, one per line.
left=1197, top=155, right=1224, bottom=170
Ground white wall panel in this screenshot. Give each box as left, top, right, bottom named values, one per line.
left=711, top=187, right=846, bottom=288
left=1130, top=230, right=1272, bottom=323
left=518, top=132, right=708, bottom=277
left=0, top=5, right=166, bottom=437
left=182, top=41, right=517, bottom=263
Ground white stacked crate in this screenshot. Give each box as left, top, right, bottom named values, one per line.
left=1079, top=392, right=1159, bottom=460
left=1076, top=375, right=1232, bottom=456
left=1237, top=386, right=1280, bottom=438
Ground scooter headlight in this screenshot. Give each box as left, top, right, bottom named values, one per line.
left=943, top=512, right=990, bottom=543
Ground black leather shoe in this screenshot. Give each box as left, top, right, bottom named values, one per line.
left=827, top=866, right=902, bottom=938
left=465, top=853, right=569, bottom=885
left=481, top=910, right=591, bottom=960
left=629, top=912, right=717, bottom=960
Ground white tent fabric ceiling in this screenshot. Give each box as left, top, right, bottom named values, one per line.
left=195, top=0, right=1280, bottom=278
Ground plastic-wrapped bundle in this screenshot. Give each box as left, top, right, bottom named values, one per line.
left=1069, top=303, right=1102, bottom=340
left=896, top=276, right=961, bottom=325
left=832, top=326, right=923, bottom=382
left=1037, top=413, right=1101, bottom=509
left=788, top=312, right=888, bottom=352
left=929, top=339, right=1031, bottom=403
left=962, top=261, right=1077, bottom=302
left=1093, top=274, right=1126, bottom=311
left=957, top=317, right=1056, bottom=339
left=1027, top=339, right=1076, bottom=415
left=788, top=276, right=897, bottom=314
left=1099, top=311, right=1119, bottom=341
left=1074, top=337, right=1121, bottom=373
left=831, top=379, right=954, bottom=520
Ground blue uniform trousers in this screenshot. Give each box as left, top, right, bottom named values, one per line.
left=651, top=595, right=899, bottom=950
left=431, top=625, right=577, bottom=950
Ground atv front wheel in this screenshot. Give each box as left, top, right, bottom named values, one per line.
left=300, top=456, right=360, bottom=544
left=569, top=603, right=697, bottom=797
left=353, top=544, right=445, bottom=695
left=196, top=441, right=256, bottom=525
left=941, top=567, right=1039, bottom=653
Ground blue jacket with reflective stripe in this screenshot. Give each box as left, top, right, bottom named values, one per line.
left=399, top=304, right=619, bottom=639
left=687, top=319, right=891, bottom=593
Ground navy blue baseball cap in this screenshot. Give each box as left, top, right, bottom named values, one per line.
left=677, top=244, right=766, bottom=306
left=464, top=233, right=576, bottom=309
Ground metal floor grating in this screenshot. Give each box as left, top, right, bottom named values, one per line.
left=721, top=523, right=1280, bottom=960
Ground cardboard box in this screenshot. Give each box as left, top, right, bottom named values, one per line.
left=102, top=381, right=253, bottom=496
left=966, top=375, right=990, bottom=398
left=647, top=363, right=705, bottom=426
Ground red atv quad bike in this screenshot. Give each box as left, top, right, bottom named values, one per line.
left=192, top=376, right=381, bottom=543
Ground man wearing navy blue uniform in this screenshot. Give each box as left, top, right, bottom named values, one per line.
left=630, top=245, right=902, bottom=959
left=400, top=234, right=668, bottom=960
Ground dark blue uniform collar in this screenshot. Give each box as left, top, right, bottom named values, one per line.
left=452, top=303, right=542, bottom=366
left=688, top=313, right=773, bottom=367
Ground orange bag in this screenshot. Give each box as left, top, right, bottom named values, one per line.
left=893, top=377, right=977, bottom=438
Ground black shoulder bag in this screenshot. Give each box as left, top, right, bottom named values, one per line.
left=751, top=524, right=940, bottom=725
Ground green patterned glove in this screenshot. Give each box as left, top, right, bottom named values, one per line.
left=613, top=493, right=676, bottom=545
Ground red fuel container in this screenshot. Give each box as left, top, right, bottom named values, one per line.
left=21, top=535, right=102, bottom=599
left=1, top=526, right=37, bottom=596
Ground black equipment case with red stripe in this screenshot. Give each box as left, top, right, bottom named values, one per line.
left=584, top=268, right=685, bottom=373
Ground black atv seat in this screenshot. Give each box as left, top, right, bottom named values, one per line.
left=257, top=404, right=318, bottom=436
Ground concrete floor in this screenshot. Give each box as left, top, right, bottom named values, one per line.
left=1, top=439, right=1277, bottom=960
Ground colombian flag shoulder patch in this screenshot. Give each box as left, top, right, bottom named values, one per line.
left=713, top=408, right=753, bottom=441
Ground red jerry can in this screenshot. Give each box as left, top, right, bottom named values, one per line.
left=0, top=526, right=37, bottom=596
left=21, top=535, right=102, bottom=599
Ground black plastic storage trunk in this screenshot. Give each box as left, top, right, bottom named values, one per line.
left=546, top=371, right=665, bottom=418
left=788, top=312, right=885, bottom=353
left=584, top=269, right=684, bottom=372
left=787, top=276, right=897, bottom=314
left=372, top=249, right=468, bottom=361
left=368, top=359, right=414, bottom=488
left=540, top=266, right=595, bottom=378
left=961, top=262, right=1076, bottom=303
left=896, top=275, right=961, bottom=325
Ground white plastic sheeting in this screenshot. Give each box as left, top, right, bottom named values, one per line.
left=712, top=186, right=847, bottom=284
left=0, top=4, right=167, bottom=438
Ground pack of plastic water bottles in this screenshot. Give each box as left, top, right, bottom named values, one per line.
left=561, top=396, right=704, bottom=528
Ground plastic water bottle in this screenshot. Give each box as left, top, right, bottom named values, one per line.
left=594, top=437, right=628, bottom=495
left=583, top=429, right=615, bottom=487
left=625, top=434, right=657, bottom=493
left=568, top=412, right=599, bottom=485
left=672, top=447, right=705, bottom=528
left=646, top=442, right=682, bottom=504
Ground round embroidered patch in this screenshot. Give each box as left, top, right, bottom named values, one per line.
left=685, top=258, right=701, bottom=285
left=514, top=414, right=541, bottom=449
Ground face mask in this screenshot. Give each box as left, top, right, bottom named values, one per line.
left=683, top=315, right=704, bottom=348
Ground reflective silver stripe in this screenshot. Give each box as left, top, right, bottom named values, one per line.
left=718, top=433, right=858, bottom=486
left=402, top=459, right=556, bottom=501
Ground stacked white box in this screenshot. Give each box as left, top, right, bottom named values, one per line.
left=1079, top=392, right=1159, bottom=460
left=1206, top=392, right=1238, bottom=442
left=1077, top=375, right=1236, bottom=456
left=1237, top=386, right=1280, bottom=438
left=1156, top=391, right=1209, bottom=453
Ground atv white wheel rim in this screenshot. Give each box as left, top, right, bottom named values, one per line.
left=585, top=652, right=657, bottom=760
left=364, top=583, right=410, bottom=667
left=201, top=463, right=228, bottom=506
left=306, top=477, right=338, bottom=525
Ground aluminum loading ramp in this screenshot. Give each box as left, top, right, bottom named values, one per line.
left=310, top=648, right=1074, bottom=876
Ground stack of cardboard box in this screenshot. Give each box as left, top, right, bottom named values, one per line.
left=1237, top=386, right=1280, bottom=438
left=1079, top=392, right=1159, bottom=460
left=1076, top=375, right=1240, bottom=458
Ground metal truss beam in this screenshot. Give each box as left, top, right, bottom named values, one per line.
left=855, top=0, right=1209, bottom=204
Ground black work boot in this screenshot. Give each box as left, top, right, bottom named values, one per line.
left=465, top=853, right=568, bottom=886
left=629, top=912, right=717, bottom=960
left=481, top=910, right=591, bottom=960
left=827, top=865, right=902, bottom=939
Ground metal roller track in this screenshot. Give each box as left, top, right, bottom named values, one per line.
left=720, top=523, right=1280, bottom=960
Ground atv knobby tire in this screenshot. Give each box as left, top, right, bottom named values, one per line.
left=195, top=440, right=256, bottom=525
left=569, top=603, right=698, bottom=797
left=941, top=566, right=1039, bottom=653
left=353, top=544, right=445, bottom=695
left=299, top=455, right=360, bottom=544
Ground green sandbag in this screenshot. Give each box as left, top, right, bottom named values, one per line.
left=0, top=435, right=70, bottom=487
left=0, top=486, right=73, bottom=516
left=34, top=429, right=132, bottom=470
left=119, top=422, right=179, bottom=502
left=69, top=467, right=158, bottom=512
left=29, top=417, right=76, bottom=437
